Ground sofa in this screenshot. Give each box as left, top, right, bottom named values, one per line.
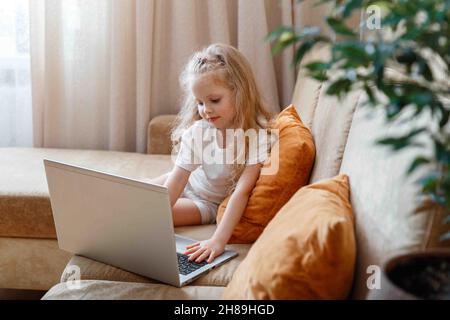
left=1, top=47, right=447, bottom=299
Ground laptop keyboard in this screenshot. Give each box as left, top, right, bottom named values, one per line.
left=177, top=253, right=208, bottom=275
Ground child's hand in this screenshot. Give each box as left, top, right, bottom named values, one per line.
left=184, top=238, right=226, bottom=263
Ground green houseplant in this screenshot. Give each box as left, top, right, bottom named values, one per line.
left=267, top=0, right=449, bottom=299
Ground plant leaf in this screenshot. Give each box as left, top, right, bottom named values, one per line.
left=434, top=137, right=450, bottom=164
left=271, top=34, right=299, bottom=56
left=377, top=128, right=427, bottom=151
left=304, top=60, right=331, bottom=81
left=418, top=173, right=439, bottom=194
left=407, top=156, right=430, bottom=175
left=439, top=108, right=450, bottom=128
left=342, top=0, right=364, bottom=18
left=265, top=26, right=293, bottom=42
left=332, top=41, right=371, bottom=67
left=326, top=17, right=357, bottom=37
left=293, top=41, right=315, bottom=67
left=304, top=61, right=330, bottom=71
left=326, top=78, right=352, bottom=98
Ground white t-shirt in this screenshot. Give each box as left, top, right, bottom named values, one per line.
left=174, top=119, right=272, bottom=204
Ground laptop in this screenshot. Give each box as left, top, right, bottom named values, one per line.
left=43, top=159, right=238, bottom=287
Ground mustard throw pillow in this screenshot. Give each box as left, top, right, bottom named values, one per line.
left=216, top=105, right=315, bottom=243
left=222, top=174, right=356, bottom=300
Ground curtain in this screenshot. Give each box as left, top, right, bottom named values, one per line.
left=0, top=0, right=33, bottom=147
left=30, top=0, right=138, bottom=151
left=26, top=0, right=329, bottom=153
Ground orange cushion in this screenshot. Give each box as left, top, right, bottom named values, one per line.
left=222, top=174, right=356, bottom=299
left=216, top=105, right=315, bottom=243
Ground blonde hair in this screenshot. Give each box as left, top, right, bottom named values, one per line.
left=172, top=43, right=274, bottom=194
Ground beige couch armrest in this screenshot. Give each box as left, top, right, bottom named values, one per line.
left=147, top=114, right=177, bottom=154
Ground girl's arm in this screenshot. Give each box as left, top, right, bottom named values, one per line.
left=185, top=164, right=262, bottom=263
left=211, top=164, right=261, bottom=244
left=164, top=166, right=191, bottom=208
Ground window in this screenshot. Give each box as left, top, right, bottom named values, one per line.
left=0, top=0, right=32, bottom=147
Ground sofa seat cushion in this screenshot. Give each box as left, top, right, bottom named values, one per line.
left=0, top=148, right=173, bottom=239
left=308, top=84, right=361, bottom=183
left=43, top=280, right=224, bottom=300
left=0, top=237, right=72, bottom=291
left=60, top=225, right=252, bottom=287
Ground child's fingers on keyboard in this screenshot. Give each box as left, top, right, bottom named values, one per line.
left=207, top=250, right=216, bottom=263
left=184, top=246, right=200, bottom=254
left=188, top=247, right=206, bottom=261
left=196, top=250, right=211, bottom=263
left=185, top=242, right=200, bottom=249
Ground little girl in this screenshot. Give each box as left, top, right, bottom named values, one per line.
left=150, top=43, right=274, bottom=264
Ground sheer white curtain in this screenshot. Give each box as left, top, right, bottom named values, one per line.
left=28, top=0, right=306, bottom=152
left=16, top=0, right=329, bottom=152
left=30, top=0, right=138, bottom=150
left=0, top=0, right=33, bottom=147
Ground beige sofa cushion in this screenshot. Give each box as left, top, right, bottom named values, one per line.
left=60, top=225, right=252, bottom=287
left=291, top=45, right=330, bottom=130
left=339, top=105, right=449, bottom=299
left=0, top=237, right=71, bottom=291
left=291, top=45, right=362, bottom=184
left=308, top=86, right=361, bottom=183
left=0, top=148, right=173, bottom=239
left=43, top=280, right=224, bottom=300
